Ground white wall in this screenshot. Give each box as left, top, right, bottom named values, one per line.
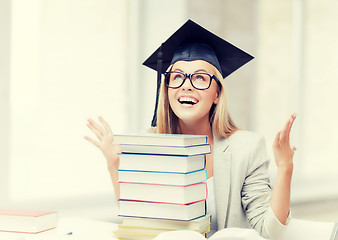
left=256, top=0, right=338, bottom=202
left=8, top=0, right=128, bottom=204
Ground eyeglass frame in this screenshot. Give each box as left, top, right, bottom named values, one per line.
left=164, top=71, right=222, bottom=90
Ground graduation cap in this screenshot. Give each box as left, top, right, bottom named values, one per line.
left=143, top=19, right=254, bottom=127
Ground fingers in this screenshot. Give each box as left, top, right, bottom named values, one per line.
left=280, top=114, right=297, bottom=143
left=87, top=119, right=103, bottom=140
left=286, top=114, right=296, bottom=139
left=88, top=118, right=106, bottom=134
left=98, top=116, right=113, bottom=134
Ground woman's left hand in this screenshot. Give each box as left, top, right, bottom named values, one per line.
left=273, top=114, right=297, bottom=170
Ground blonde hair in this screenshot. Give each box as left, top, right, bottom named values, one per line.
left=156, top=65, right=238, bottom=138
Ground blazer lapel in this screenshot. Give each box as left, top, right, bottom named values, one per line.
left=213, top=135, right=232, bottom=230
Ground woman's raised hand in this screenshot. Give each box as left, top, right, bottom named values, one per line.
left=84, top=116, right=121, bottom=170
left=273, top=114, right=297, bottom=170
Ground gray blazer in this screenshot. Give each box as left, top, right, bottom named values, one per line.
left=213, top=130, right=289, bottom=239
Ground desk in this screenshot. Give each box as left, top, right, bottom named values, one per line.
left=0, top=217, right=336, bottom=240
left=0, top=218, right=119, bottom=240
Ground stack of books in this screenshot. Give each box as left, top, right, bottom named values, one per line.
left=113, top=133, right=211, bottom=240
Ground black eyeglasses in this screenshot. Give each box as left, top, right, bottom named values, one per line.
left=164, top=71, right=222, bottom=90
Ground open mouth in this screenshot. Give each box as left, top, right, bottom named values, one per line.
left=178, top=96, right=198, bottom=105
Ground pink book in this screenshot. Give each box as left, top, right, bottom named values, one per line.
left=118, top=200, right=206, bottom=221
left=0, top=209, right=58, bottom=234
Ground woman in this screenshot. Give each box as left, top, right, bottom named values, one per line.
left=85, top=20, right=296, bottom=239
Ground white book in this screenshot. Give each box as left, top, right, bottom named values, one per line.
left=119, top=182, right=207, bottom=205
left=121, top=215, right=211, bottom=231
left=118, top=169, right=207, bottom=185
left=118, top=153, right=206, bottom=173
left=114, top=134, right=208, bottom=147
left=118, top=200, right=206, bottom=221
left=119, top=144, right=211, bottom=156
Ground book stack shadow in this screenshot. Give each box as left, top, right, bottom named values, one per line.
left=113, top=134, right=211, bottom=240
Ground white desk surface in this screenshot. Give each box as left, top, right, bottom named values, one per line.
left=0, top=218, right=119, bottom=240
left=0, top=217, right=336, bottom=240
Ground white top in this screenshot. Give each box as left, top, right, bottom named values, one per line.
left=206, top=177, right=217, bottom=236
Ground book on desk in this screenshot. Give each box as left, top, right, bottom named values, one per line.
left=0, top=209, right=58, bottom=234
left=114, top=217, right=210, bottom=240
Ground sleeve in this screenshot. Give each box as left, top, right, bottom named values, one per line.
left=241, top=135, right=291, bottom=239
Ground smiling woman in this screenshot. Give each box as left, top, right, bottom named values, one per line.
left=86, top=19, right=296, bottom=239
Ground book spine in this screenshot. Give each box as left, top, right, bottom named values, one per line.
left=117, top=168, right=206, bottom=175
left=119, top=143, right=211, bottom=156
left=0, top=227, right=56, bottom=234
left=119, top=181, right=207, bottom=188
left=117, top=214, right=206, bottom=222
left=118, top=199, right=206, bottom=206
left=203, top=154, right=206, bottom=169
left=118, top=152, right=207, bottom=157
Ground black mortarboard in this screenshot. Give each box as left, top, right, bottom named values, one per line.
left=143, top=19, right=254, bottom=127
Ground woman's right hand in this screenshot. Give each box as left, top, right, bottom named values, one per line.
left=84, top=116, right=121, bottom=171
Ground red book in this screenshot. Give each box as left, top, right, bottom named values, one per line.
left=118, top=200, right=206, bottom=221
left=0, top=209, right=58, bottom=234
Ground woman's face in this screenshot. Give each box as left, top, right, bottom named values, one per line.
left=168, top=60, right=220, bottom=125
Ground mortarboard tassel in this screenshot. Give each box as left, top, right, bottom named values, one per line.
left=151, top=44, right=163, bottom=127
